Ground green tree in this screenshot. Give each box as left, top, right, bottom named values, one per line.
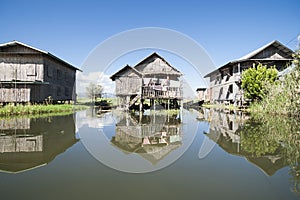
left=250, top=50, right=300, bottom=117
left=241, top=63, right=278, bottom=101
left=86, top=82, right=103, bottom=102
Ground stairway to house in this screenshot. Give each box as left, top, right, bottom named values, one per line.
left=128, top=95, right=140, bottom=109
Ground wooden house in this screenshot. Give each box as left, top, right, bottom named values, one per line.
left=110, top=53, right=183, bottom=110
left=204, top=40, right=294, bottom=105
left=0, top=41, right=81, bottom=103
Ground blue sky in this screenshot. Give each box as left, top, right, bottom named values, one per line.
left=1, top=0, right=299, bottom=95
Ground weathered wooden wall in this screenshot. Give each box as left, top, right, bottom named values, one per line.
left=0, top=54, right=44, bottom=82
left=206, top=42, right=293, bottom=104
left=115, top=71, right=141, bottom=96
left=0, top=53, right=76, bottom=103
left=0, top=88, right=31, bottom=102
left=43, top=56, right=76, bottom=101
left=208, top=66, right=240, bottom=103
left=135, top=57, right=180, bottom=76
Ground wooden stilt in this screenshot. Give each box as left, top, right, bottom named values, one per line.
left=180, top=100, right=183, bottom=122
left=139, top=96, right=143, bottom=113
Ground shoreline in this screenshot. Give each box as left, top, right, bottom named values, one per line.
left=0, top=104, right=88, bottom=117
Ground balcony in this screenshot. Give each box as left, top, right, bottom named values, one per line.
left=142, top=86, right=182, bottom=99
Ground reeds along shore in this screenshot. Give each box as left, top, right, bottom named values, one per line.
left=0, top=103, right=87, bottom=117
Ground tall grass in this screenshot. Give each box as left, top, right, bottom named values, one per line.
left=250, top=50, right=300, bottom=117
left=0, top=103, right=87, bottom=117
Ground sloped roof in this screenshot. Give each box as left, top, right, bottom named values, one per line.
left=278, top=63, right=296, bottom=77
left=204, top=40, right=293, bottom=78
left=239, top=40, right=293, bottom=60
left=110, top=64, right=142, bottom=81
left=110, top=52, right=182, bottom=80
left=133, top=52, right=182, bottom=75
left=0, top=40, right=81, bottom=71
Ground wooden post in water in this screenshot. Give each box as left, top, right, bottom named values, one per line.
left=180, top=99, right=183, bottom=123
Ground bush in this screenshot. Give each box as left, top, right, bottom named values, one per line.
left=241, top=63, right=278, bottom=101
left=250, top=50, right=300, bottom=117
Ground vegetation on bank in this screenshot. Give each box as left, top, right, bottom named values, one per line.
left=241, top=63, right=278, bottom=101
left=0, top=103, right=87, bottom=117
left=77, top=97, right=118, bottom=107
left=203, top=50, right=300, bottom=118
left=248, top=50, right=300, bottom=117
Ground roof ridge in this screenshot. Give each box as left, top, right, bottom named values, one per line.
left=239, top=40, right=278, bottom=60
left=133, top=52, right=182, bottom=74
left=0, top=40, right=48, bottom=54
left=0, top=40, right=81, bottom=71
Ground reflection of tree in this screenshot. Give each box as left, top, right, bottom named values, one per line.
left=239, top=120, right=280, bottom=157
left=238, top=115, right=300, bottom=194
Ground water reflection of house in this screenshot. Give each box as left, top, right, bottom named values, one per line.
left=201, top=108, right=287, bottom=176
left=0, top=114, right=78, bottom=173
left=111, top=112, right=182, bottom=164
left=198, top=108, right=248, bottom=143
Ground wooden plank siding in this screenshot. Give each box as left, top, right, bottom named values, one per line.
left=0, top=41, right=79, bottom=103
left=111, top=53, right=183, bottom=110
left=0, top=54, right=44, bottom=82
left=204, top=41, right=294, bottom=105
left=43, top=56, right=76, bottom=102
left=115, top=75, right=141, bottom=96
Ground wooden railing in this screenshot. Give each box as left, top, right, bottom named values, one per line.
left=142, top=86, right=182, bottom=99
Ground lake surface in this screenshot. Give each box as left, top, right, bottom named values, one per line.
left=0, top=108, right=299, bottom=200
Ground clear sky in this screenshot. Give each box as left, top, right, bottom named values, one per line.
left=1, top=0, right=299, bottom=95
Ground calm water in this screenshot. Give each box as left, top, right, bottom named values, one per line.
left=0, top=108, right=299, bottom=200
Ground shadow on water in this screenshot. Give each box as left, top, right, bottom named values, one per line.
left=198, top=107, right=300, bottom=195
left=0, top=114, right=78, bottom=173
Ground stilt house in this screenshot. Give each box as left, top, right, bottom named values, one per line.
left=204, top=40, right=294, bottom=105
left=110, top=53, right=183, bottom=110
left=0, top=41, right=81, bottom=103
